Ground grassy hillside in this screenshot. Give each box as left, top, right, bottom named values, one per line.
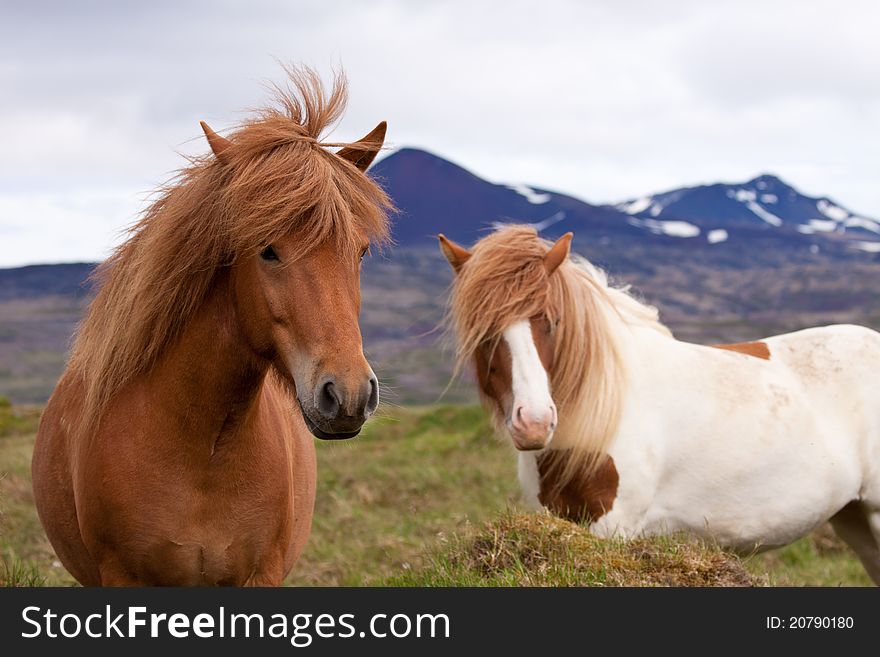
left=0, top=400, right=872, bottom=586
left=4, top=252, right=880, bottom=406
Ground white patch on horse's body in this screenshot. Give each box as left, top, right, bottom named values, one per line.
left=517, top=452, right=542, bottom=509
left=582, top=324, right=880, bottom=559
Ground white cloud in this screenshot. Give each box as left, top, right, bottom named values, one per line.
left=0, top=188, right=141, bottom=267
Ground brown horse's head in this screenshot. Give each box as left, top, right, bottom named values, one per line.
left=439, top=229, right=572, bottom=450
left=202, top=117, right=389, bottom=439
left=69, top=69, right=392, bottom=441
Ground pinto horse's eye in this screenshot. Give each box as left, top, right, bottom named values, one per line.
left=260, top=246, right=279, bottom=262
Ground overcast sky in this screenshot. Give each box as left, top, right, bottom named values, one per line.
left=1, top=0, right=878, bottom=267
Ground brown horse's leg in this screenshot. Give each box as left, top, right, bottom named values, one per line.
left=244, top=570, right=284, bottom=587
left=829, top=501, right=880, bottom=585
left=97, top=555, right=145, bottom=587
left=32, top=383, right=102, bottom=586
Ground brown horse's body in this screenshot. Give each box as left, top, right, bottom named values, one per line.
left=32, top=68, right=391, bottom=586
left=33, top=282, right=316, bottom=585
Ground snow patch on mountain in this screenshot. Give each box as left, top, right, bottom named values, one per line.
left=619, top=197, right=652, bottom=215
left=729, top=189, right=757, bottom=203
left=707, top=229, right=728, bottom=244
left=844, top=216, right=880, bottom=233
left=507, top=184, right=551, bottom=205
left=854, top=241, right=880, bottom=253
left=629, top=217, right=700, bottom=238
left=760, top=193, right=778, bottom=204
left=805, top=219, right=838, bottom=233
left=817, top=200, right=849, bottom=222
left=746, top=201, right=783, bottom=227
left=493, top=211, right=566, bottom=233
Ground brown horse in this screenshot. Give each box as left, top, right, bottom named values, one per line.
left=31, top=68, right=392, bottom=586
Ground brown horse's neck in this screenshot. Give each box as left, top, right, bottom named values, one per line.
left=143, top=272, right=270, bottom=448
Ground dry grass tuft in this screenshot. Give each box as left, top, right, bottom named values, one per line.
left=388, top=511, right=761, bottom=587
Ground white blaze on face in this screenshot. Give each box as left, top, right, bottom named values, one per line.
left=503, top=320, right=557, bottom=449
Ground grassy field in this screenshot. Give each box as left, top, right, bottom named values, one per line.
left=0, top=400, right=872, bottom=586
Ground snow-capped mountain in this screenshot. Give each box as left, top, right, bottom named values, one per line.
left=370, top=148, right=879, bottom=263
left=616, top=174, right=880, bottom=253
left=370, top=147, right=636, bottom=247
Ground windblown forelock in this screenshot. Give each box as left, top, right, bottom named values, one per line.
left=214, top=69, right=391, bottom=261
left=447, top=227, right=557, bottom=379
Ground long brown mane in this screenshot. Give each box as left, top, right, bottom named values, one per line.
left=68, top=67, right=392, bottom=429
left=446, top=225, right=670, bottom=488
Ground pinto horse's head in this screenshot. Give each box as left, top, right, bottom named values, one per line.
left=200, top=88, right=390, bottom=440
left=439, top=229, right=573, bottom=451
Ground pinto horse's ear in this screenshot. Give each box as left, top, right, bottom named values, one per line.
left=337, top=121, right=387, bottom=171
left=438, top=234, right=472, bottom=273
left=544, top=232, right=573, bottom=275
left=200, top=121, right=232, bottom=163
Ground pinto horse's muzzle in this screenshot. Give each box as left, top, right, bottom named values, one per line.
left=508, top=402, right=557, bottom=451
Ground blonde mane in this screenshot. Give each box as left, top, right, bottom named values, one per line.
left=69, top=66, right=392, bottom=429
left=447, top=225, right=670, bottom=487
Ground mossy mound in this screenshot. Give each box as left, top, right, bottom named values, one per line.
left=387, top=511, right=761, bottom=587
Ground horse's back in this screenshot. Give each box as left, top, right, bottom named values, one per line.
left=31, top=371, right=102, bottom=585
left=766, top=324, right=880, bottom=380
left=772, top=324, right=880, bottom=482
left=767, top=325, right=880, bottom=434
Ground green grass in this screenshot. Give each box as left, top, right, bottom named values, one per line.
left=0, top=402, right=77, bottom=585
left=0, top=402, right=872, bottom=586
left=286, top=405, right=520, bottom=585
left=746, top=528, right=872, bottom=586
left=2, top=554, right=46, bottom=587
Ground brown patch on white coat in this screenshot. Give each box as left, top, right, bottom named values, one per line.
left=712, top=341, right=771, bottom=360
left=537, top=451, right=619, bottom=522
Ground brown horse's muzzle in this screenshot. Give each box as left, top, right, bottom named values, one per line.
left=298, top=372, right=379, bottom=440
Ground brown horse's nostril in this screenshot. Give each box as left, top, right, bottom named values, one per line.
left=365, top=376, right=379, bottom=415
left=317, top=380, right=340, bottom=419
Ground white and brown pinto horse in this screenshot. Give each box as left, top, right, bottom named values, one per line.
left=441, top=225, right=880, bottom=584
left=32, top=69, right=392, bottom=586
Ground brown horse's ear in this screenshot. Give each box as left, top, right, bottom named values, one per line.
left=337, top=121, right=387, bottom=171
left=438, top=234, right=472, bottom=273
left=200, top=121, right=232, bottom=163
left=544, top=232, right=573, bottom=275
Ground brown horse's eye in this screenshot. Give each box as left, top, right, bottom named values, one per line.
left=360, top=246, right=370, bottom=261
left=260, top=246, right=279, bottom=262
